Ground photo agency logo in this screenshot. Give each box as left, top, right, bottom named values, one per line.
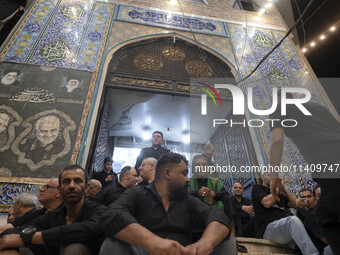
left=198, top=82, right=312, bottom=128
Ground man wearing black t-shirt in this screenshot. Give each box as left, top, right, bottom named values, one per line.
left=252, top=172, right=318, bottom=255
left=232, top=182, right=255, bottom=237
left=100, top=152, right=237, bottom=255
left=134, top=131, right=170, bottom=172
left=269, top=92, right=340, bottom=254
left=0, top=165, right=106, bottom=255
left=93, top=157, right=117, bottom=189
left=94, top=166, right=138, bottom=206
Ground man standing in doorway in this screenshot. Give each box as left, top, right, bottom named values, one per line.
left=93, top=157, right=117, bottom=189
left=134, top=131, right=170, bottom=172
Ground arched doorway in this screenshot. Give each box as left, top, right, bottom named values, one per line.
left=87, top=36, right=258, bottom=195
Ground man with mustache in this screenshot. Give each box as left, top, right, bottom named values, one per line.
left=100, top=152, right=237, bottom=255
left=0, top=165, right=106, bottom=255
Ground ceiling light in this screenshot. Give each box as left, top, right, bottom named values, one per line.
left=302, top=48, right=307, bottom=52
left=258, top=9, right=266, bottom=16
left=310, top=42, right=315, bottom=47
left=169, top=0, right=177, bottom=6
left=320, top=35, right=325, bottom=40
left=265, top=3, right=272, bottom=8
left=330, top=26, right=336, bottom=31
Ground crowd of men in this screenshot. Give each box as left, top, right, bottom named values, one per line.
left=0, top=124, right=338, bottom=255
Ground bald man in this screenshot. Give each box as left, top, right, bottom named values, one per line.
left=85, top=179, right=102, bottom=200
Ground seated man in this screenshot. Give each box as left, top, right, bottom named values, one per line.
left=94, top=166, right=138, bottom=206
left=189, top=155, right=237, bottom=237
left=138, top=157, right=157, bottom=186
left=7, top=208, right=15, bottom=224
left=85, top=179, right=102, bottom=201
left=231, top=182, right=255, bottom=237
left=0, top=178, right=63, bottom=234
left=252, top=172, right=319, bottom=255
left=100, top=152, right=237, bottom=255
left=303, top=187, right=333, bottom=255
left=296, top=188, right=315, bottom=222
left=0, top=165, right=106, bottom=255
left=11, top=193, right=37, bottom=221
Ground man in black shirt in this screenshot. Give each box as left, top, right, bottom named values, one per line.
left=302, top=188, right=332, bottom=255
left=252, top=172, right=318, bottom=255
left=231, top=182, right=255, bottom=237
left=0, top=178, right=63, bottom=234
left=138, top=157, right=157, bottom=186
left=93, top=157, right=117, bottom=189
left=134, top=131, right=170, bottom=172
left=269, top=94, right=340, bottom=254
left=85, top=179, right=102, bottom=201
left=94, top=166, right=138, bottom=206
left=100, top=152, right=237, bottom=255
left=0, top=165, right=106, bottom=255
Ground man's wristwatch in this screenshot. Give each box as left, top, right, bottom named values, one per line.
left=20, top=227, right=36, bottom=246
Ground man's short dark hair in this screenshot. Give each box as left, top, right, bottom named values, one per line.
left=4, top=69, right=20, bottom=75
left=152, top=131, right=163, bottom=138
left=233, top=181, right=244, bottom=188
left=59, top=164, right=88, bottom=185
left=104, top=157, right=113, bottom=163
left=312, top=185, right=320, bottom=197
left=192, top=155, right=208, bottom=165
left=299, top=188, right=313, bottom=197
left=119, top=166, right=132, bottom=181
left=155, top=152, right=188, bottom=180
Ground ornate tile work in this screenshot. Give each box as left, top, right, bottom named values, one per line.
left=116, top=5, right=226, bottom=36
left=0, top=182, right=42, bottom=211
left=227, top=23, right=317, bottom=192
left=74, top=3, right=115, bottom=71
left=1, top=0, right=59, bottom=63
left=27, top=2, right=92, bottom=68
left=107, top=21, right=237, bottom=69
left=1, top=0, right=114, bottom=72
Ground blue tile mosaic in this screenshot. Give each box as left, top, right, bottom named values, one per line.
left=116, top=5, right=226, bottom=36
left=2, top=0, right=59, bottom=63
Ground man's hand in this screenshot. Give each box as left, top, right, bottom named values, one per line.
left=270, top=178, right=282, bottom=202
left=147, top=238, right=184, bottom=255
left=242, top=205, right=255, bottom=216
left=295, top=198, right=307, bottom=209
left=182, top=241, right=214, bottom=255
left=105, top=174, right=114, bottom=182
left=198, top=187, right=211, bottom=197
left=0, top=234, right=24, bottom=251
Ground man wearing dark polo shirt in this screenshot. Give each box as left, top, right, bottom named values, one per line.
left=0, top=165, right=106, bottom=255
left=100, top=152, right=237, bottom=255
left=134, top=131, right=170, bottom=172
left=138, top=157, right=157, bottom=186
left=94, top=166, right=138, bottom=206
left=252, top=172, right=318, bottom=255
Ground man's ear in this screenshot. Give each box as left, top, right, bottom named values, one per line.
left=164, top=167, right=171, bottom=180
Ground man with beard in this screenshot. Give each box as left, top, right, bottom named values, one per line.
left=189, top=155, right=237, bottom=237
left=19, top=115, right=64, bottom=164
left=100, top=152, right=237, bottom=255
left=0, top=165, right=106, bottom=255
left=1, top=69, right=20, bottom=86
